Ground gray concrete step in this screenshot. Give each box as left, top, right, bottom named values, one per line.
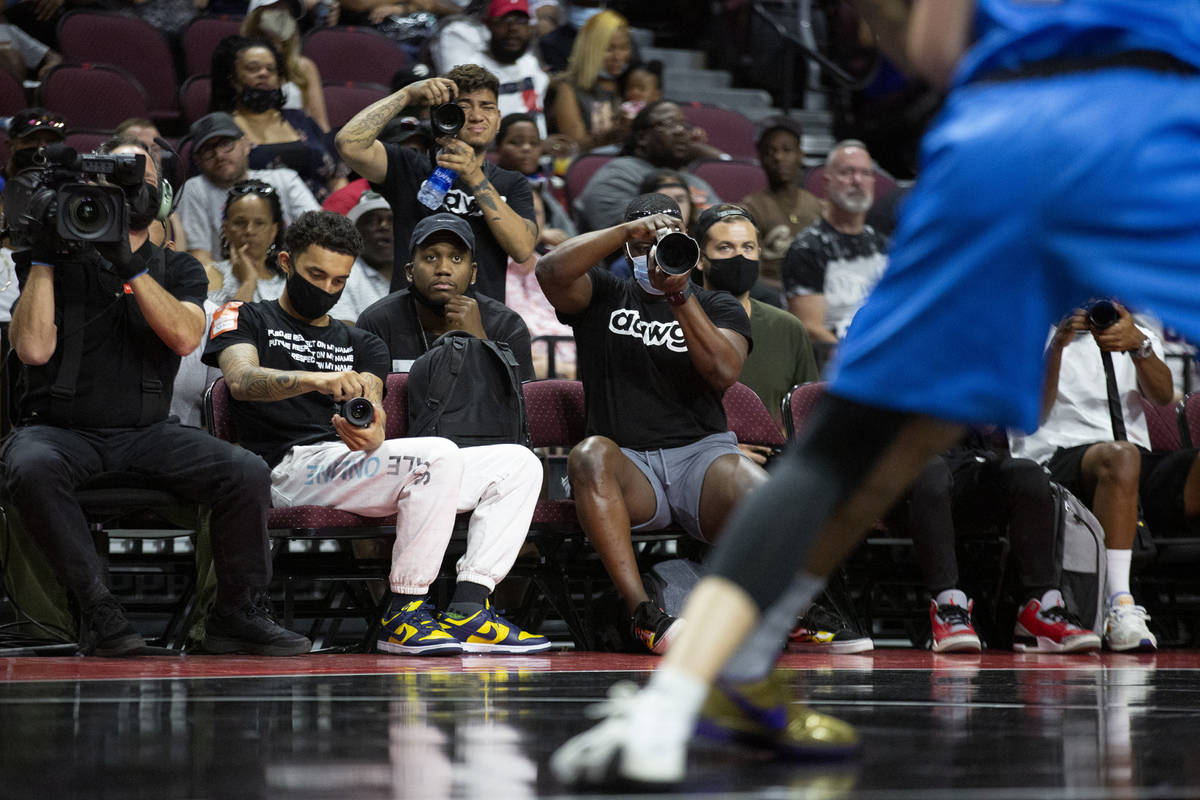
left=663, top=67, right=733, bottom=90
left=642, top=45, right=707, bottom=71
left=666, top=85, right=775, bottom=110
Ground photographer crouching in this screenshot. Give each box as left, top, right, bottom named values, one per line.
left=0, top=134, right=311, bottom=657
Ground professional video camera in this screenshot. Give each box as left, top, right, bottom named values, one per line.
left=3, top=144, right=144, bottom=253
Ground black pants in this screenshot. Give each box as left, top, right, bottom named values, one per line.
left=906, top=453, right=1059, bottom=597
left=0, top=421, right=272, bottom=608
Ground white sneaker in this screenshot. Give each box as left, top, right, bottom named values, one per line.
left=1104, top=597, right=1157, bottom=652
left=550, top=682, right=687, bottom=787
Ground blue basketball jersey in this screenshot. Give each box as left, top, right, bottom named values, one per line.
left=954, top=0, right=1200, bottom=85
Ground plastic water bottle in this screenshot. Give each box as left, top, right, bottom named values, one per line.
left=417, top=166, right=457, bottom=210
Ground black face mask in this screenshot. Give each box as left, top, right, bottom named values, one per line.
left=704, top=255, right=760, bottom=296
left=286, top=267, right=343, bottom=320
left=124, top=182, right=159, bottom=231
left=239, top=86, right=285, bottom=113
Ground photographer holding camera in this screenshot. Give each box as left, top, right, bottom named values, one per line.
left=205, top=211, right=548, bottom=657
left=335, top=64, right=536, bottom=304
left=1009, top=300, right=1200, bottom=651
left=536, top=193, right=766, bottom=654
left=1, top=135, right=311, bottom=657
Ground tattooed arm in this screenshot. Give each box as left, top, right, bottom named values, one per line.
left=217, top=343, right=379, bottom=403
left=436, top=135, right=537, bottom=263
left=335, top=77, right=458, bottom=184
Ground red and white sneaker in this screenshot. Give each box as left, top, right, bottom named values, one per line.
left=929, top=595, right=981, bottom=653
left=1013, top=594, right=1101, bottom=653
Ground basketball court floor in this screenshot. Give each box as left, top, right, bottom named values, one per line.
left=2, top=649, right=1197, bottom=799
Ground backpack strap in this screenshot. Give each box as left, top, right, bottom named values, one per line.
left=483, top=340, right=532, bottom=447
left=416, top=330, right=474, bottom=435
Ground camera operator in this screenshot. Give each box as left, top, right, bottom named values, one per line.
left=335, top=64, right=536, bottom=304
left=1009, top=301, right=1200, bottom=652
left=535, top=193, right=766, bottom=654
left=1, top=134, right=311, bottom=657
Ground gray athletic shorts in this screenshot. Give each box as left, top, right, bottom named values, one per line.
left=621, top=430, right=745, bottom=541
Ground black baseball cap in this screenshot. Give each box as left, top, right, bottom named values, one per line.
left=7, top=107, right=66, bottom=141
left=381, top=116, right=434, bottom=148
left=189, top=112, right=244, bottom=151
left=409, top=213, right=475, bottom=254
left=694, top=203, right=757, bottom=244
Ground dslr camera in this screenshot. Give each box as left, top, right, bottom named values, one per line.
left=1085, top=299, right=1120, bottom=330
left=336, top=396, right=376, bottom=429
left=3, top=144, right=143, bottom=254
left=652, top=228, right=700, bottom=276
left=429, top=103, right=465, bottom=138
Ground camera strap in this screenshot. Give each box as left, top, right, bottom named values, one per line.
left=48, top=273, right=88, bottom=424
left=1100, top=351, right=1127, bottom=441
left=135, top=246, right=168, bottom=427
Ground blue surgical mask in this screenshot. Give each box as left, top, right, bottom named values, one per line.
left=627, top=245, right=663, bottom=296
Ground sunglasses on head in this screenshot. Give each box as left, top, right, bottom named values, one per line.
left=16, top=115, right=65, bottom=134
left=229, top=183, right=276, bottom=198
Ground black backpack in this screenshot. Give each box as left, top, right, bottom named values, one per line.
left=406, top=330, right=531, bottom=447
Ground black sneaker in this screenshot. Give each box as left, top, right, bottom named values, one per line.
left=788, top=602, right=874, bottom=653
left=630, top=600, right=685, bottom=655
left=202, top=595, right=312, bottom=656
left=79, top=596, right=146, bottom=657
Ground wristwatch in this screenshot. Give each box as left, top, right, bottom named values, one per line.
left=1131, top=337, right=1153, bottom=360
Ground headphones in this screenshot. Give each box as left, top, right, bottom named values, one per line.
left=150, top=135, right=179, bottom=221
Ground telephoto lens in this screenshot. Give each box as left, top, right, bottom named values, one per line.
left=652, top=229, right=700, bottom=276
left=336, top=396, right=375, bottom=429
left=1086, top=300, right=1120, bottom=330
left=429, top=103, right=465, bottom=137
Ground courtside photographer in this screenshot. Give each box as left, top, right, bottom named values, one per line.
left=0, top=133, right=310, bottom=657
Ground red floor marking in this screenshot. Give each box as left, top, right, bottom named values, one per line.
left=2, top=648, right=1194, bottom=683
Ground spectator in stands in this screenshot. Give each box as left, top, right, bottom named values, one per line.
left=179, top=111, right=319, bottom=268
left=693, top=204, right=818, bottom=437
left=903, top=434, right=1101, bottom=653
left=546, top=9, right=633, bottom=152
left=113, top=0, right=200, bottom=39
left=432, top=0, right=556, bottom=142
left=210, top=36, right=347, bottom=201
left=1008, top=303, right=1200, bottom=651
left=617, top=59, right=663, bottom=118
left=321, top=116, right=433, bottom=215
left=576, top=100, right=722, bottom=233
left=204, top=210, right=549, bottom=656
left=537, top=0, right=603, bottom=73
left=3, top=107, right=65, bottom=179
left=506, top=191, right=576, bottom=378
left=114, top=118, right=187, bottom=252
left=0, top=21, right=59, bottom=81
left=338, top=0, right=456, bottom=60
left=495, top=112, right=575, bottom=251
left=207, top=180, right=288, bottom=305
left=3, top=135, right=310, bottom=658
left=328, top=192, right=394, bottom=321
left=782, top=139, right=888, bottom=365
left=739, top=116, right=824, bottom=296
left=241, top=0, right=331, bottom=132
left=336, top=66, right=537, bottom=304
left=536, top=193, right=766, bottom=654
left=357, top=211, right=533, bottom=379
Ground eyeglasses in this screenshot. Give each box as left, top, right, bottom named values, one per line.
left=228, top=183, right=276, bottom=201
left=196, top=138, right=240, bottom=161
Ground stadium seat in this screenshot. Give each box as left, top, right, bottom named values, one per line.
left=722, top=381, right=786, bottom=450
left=57, top=11, right=180, bottom=124
left=179, top=76, right=212, bottom=125
left=782, top=380, right=826, bottom=441
left=1182, top=391, right=1200, bottom=448
left=690, top=158, right=768, bottom=204
left=63, top=128, right=113, bottom=158
left=302, top=26, right=409, bottom=87
left=1139, top=396, right=1183, bottom=452
left=39, top=64, right=151, bottom=130
left=323, top=81, right=389, bottom=130
left=679, top=102, right=758, bottom=159
left=0, top=68, right=28, bottom=116
left=182, top=15, right=244, bottom=78
left=563, top=152, right=613, bottom=214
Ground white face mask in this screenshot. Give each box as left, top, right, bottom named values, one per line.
left=627, top=245, right=663, bottom=295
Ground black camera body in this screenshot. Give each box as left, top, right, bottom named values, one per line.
left=429, top=103, right=465, bottom=138
left=1086, top=299, right=1120, bottom=330
left=336, top=396, right=376, bottom=429
left=3, top=145, right=144, bottom=254
left=653, top=229, right=700, bottom=276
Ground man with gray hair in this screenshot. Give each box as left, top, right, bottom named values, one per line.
left=782, top=139, right=889, bottom=364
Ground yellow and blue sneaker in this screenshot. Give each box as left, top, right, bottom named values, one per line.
left=377, top=599, right=463, bottom=656
left=440, top=599, right=552, bottom=653
left=696, top=670, right=859, bottom=760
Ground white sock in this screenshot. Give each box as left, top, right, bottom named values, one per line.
left=1106, top=548, right=1132, bottom=600
left=636, top=665, right=710, bottom=745
left=720, top=571, right=825, bottom=683
left=935, top=588, right=968, bottom=607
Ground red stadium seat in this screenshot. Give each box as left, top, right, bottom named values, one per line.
left=782, top=380, right=826, bottom=442
left=57, top=11, right=180, bottom=124
left=182, top=15, right=244, bottom=78
left=0, top=68, right=28, bottom=116
left=179, top=75, right=212, bottom=126
left=39, top=64, right=151, bottom=130
left=322, top=81, right=390, bottom=130
left=563, top=152, right=613, bottom=212
left=302, top=26, right=409, bottom=87
left=690, top=158, right=768, bottom=204
left=679, top=102, right=758, bottom=160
